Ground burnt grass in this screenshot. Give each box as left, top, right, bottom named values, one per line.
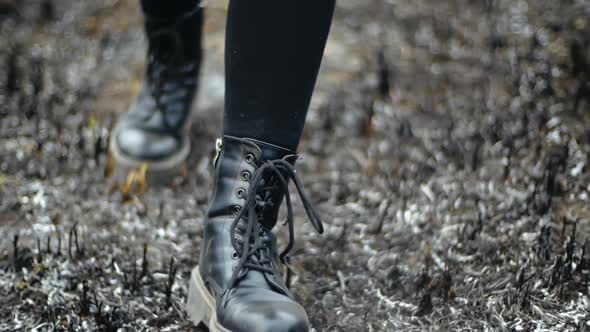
left=1, top=0, right=590, bottom=331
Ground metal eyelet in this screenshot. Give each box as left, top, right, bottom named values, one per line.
left=236, top=188, right=246, bottom=199
left=245, top=153, right=255, bottom=164
left=241, top=170, right=251, bottom=182
left=231, top=252, right=239, bottom=260
left=232, top=205, right=241, bottom=215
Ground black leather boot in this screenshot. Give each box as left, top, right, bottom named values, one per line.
left=110, top=5, right=203, bottom=170
left=186, top=136, right=323, bottom=332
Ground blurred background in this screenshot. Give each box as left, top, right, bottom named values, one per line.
left=1, top=0, right=590, bottom=330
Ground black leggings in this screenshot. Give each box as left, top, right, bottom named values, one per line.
left=140, top=0, right=335, bottom=151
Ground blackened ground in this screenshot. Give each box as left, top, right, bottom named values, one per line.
left=1, top=0, right=590, bottom=331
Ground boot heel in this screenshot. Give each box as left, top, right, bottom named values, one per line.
left=186, top=266, right=214, bottom=327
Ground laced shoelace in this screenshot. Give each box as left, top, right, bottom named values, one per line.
left=143, top=5, right=201, bottom=129
left=227, top=159, right=324, bottom=292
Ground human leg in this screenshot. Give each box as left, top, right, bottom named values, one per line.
left=110, top=0, right=204, bottom=170
left=187, top=1, right=335, bottom=331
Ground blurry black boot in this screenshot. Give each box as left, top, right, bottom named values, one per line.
left=186, top=136, right=324, bottom=332
left=110, top=4, right=203, bottom=170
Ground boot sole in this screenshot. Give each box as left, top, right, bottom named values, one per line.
left=186, top=266, right=231, bottom=332
left=108, top=132, right=190, bottom=171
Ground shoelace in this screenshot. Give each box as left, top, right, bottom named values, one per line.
left=227, top=159, right=324, bottom=292
left=143, top=5, right=201, bottom=129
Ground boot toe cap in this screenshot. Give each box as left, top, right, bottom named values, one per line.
left=219, top=290, right=310, bottom=332
left=115, top=127, right=182, bottom=161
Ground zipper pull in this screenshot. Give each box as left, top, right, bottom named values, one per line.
left=213, top=138, right=223, bottom=167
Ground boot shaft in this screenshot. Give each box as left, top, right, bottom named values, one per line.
left=127, top=3, right=204, bottom=132
left=142, top=1, right=204, bottom=63
left=207, top=136, right=297, bottom=230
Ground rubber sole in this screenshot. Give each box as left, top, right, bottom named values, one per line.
left=109, top=130, right=190, bottom=171
left=186, top=267, right=231, bottom=332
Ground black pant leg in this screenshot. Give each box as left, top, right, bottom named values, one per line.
left=223, top=0, right=335, bottom=151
